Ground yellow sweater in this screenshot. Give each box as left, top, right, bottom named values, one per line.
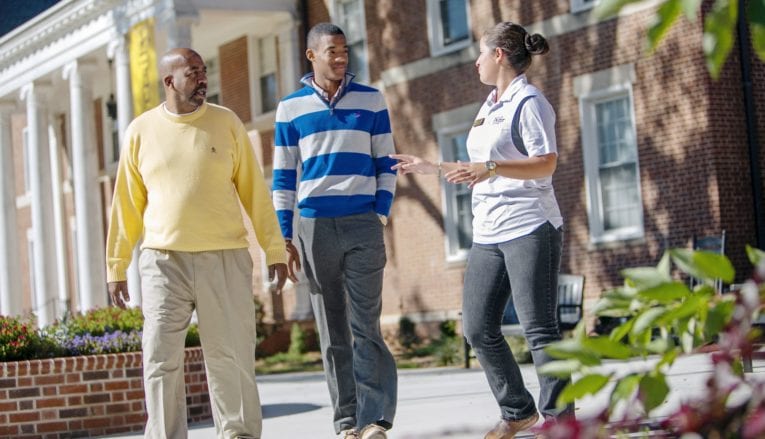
left=106, top=102, right=286, bottom=282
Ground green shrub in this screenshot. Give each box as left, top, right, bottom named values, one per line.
left=398, top=316, right=419, bottom=350
left=288, top=323, right=306, bottom=356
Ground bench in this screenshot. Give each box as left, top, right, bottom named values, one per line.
left=462, top=273, right=585, bottom=368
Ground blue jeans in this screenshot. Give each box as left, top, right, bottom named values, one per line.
left=298, top=211, right=397, bottom=433
left=462, top=221, right=573, bottom=421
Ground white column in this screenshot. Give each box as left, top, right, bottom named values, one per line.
left=49, top=118, right=70, bottom=319
left=64, top=60, right=107, bottom=311
left=0, top=101, right=22, bottom=316
left=110, top=39, right=133, bottom=142
left=19, top=83, right=58, bottom=327
left=108, top=38, right=142, bottom=307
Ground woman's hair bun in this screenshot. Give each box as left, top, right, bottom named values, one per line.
left=524, top=33, right=549, bottom=56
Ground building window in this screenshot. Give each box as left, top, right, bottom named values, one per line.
left=433, top=103, right=479, bottom=260
left=206, top=57, right=221, bottom=105
left=440, top=126, right=473, bottom=258
left=571, top=0, right=599, bottom=13
left=427, top=0, right=471, bottom=56
left=332, top=0, right=369, bottom=83
left=259, top=36, right=278, bottom=113
left=575, top=64, right=643, bottom=243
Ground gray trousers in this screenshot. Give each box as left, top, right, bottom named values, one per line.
left=298, top=211, right=397, bottom=433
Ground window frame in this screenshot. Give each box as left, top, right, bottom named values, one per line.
left=571, top=0, right=599, bottom=14
left=578, top=76, right=644, bottom=244
left=330, top=0, right=370, bottom=83
left=437, top=122, right=474, bottom=261
left=426, top=0, right=472, bottom=57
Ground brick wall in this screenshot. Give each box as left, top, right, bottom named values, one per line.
left=360, top=0, right=765, bottom=329
left=219, top=36, right=252, bottom=124
left=0, top=348, right=211, bottom=438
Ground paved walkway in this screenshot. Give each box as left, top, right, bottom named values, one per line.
left=103, top=354, right=765, bottom=438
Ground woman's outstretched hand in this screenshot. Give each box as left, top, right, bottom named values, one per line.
left=390, top=154, right=438, bottom=175
left=445, top=162, right=490, bottom=188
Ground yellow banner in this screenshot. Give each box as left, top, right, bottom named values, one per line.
left=128, top=18, right=160, bottom=117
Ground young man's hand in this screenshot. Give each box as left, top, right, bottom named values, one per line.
left=286, top=240, right=301, bottom=282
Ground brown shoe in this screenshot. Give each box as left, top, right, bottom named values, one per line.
left=484, top=413, right=540, bottom=439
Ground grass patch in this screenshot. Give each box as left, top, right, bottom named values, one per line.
left=256, top=351, right=324, bottom=375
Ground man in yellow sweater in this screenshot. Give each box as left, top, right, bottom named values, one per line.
left=106, top=48, right=290, bottom=439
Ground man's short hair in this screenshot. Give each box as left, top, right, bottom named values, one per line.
left=307, top=22, right=345, bottom=49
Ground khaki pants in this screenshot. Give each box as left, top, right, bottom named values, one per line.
left=139, top=248, right=261, bottom=439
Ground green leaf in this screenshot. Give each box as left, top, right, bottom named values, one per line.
left=610, top=374, right=641, bottom=409
left=705, top=300, right=734, bottom=337
left=545, top=339, right=602, bottom=365
left=592, top=296, right=633, bottom=317
left=646, top=337, right=670, bottom=354
left=657, top=349, right=679, bottom=369
left=559, top=374, right=612, bottom=405
left=621, top=267, right=672, bottom=289
left=639, top=373, right=670, bottom=412
left=583, top=336, right=634, bottom=359
left=703, top=0, right=738, bottom=79
left=632, top=307, right=667, bottom=336
left=746, top=244, right=765, bottom=266
left=748, top=0, right=765, bottom=60
left=637, top=282, right=691, bottom=303
left=594, top=0, right=650, bottom=19
left=681, top=330, right=695, bottom=353
left=610, top=318, right=634, bottom=342
left=659, top=295, right=706, bottom=324
left=539, top=359, right=581, bottom=378
left=681, top=0, right=703, bottom=20
left=647, top=0, right=684, bottom=53
left=657, top=252, right=672, bottom=278
left=670, top=249, right=735, bottom=283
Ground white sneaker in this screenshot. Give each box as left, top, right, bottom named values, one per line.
left=338, top=428, right=359, bottom=438
left=359, top=424, right=387, bottom=439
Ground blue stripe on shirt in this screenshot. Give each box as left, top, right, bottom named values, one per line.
left=275, top=122, right=300, bottom=147
left=298, top=194, right=376, bottom=218
left=374, top=190, right=393, bottom=215
left=292, top=109, right=389, bottom=139
left=302, top=152, right=375, bottom=180
left=276, top=209, right=295, bottom=239
left=272, top=169, right=297, bottom=191
left=374, top=155, right=397, bottom=175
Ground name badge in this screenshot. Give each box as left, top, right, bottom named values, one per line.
left=473, top=118, right=485, bottom=127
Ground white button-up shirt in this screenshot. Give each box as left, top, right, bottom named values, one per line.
left=466, top=74, right=563, bottom=244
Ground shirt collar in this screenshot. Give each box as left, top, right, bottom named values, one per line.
left=486, top=74, right=528, bottom=106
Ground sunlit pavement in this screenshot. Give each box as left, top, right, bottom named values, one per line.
left=102, top=353, right=765, bottom=439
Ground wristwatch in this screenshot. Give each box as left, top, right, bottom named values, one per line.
left=485, top=160, right=497, bottom=177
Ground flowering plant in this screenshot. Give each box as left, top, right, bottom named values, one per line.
left=539, top=245, right=765, bottom=438
left=1, top=307, right=201, bottom=361
left=0, top=315, right=59, bottom=361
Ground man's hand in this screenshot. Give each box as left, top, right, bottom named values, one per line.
left=108, top=281, right=130, bottom=309
left=286, top=240, right=301, bottom=282
left=268, top=263, right=289, bottom=294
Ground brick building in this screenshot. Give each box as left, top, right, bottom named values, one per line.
left=0, top=0, right=763, bottom=334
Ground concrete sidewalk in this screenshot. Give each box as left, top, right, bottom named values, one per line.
left=102, top=353, right=765, bottom=438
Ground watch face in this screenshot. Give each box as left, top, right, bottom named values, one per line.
left=486, top=161, right=497, bottom=170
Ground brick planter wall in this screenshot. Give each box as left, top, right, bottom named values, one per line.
left=0, top=347, right=211, bottom=438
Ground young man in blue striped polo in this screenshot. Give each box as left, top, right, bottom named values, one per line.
left=271, top=22, right=398, bottom=439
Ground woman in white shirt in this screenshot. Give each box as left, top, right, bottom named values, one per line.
left=391, top=22, right=572, bottom=439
